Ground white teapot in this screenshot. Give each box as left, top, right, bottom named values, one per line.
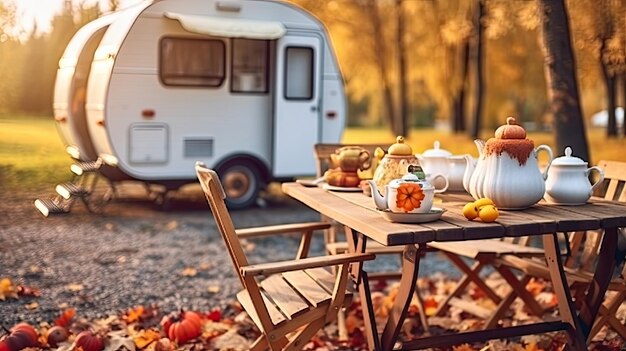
left=416, top=141, right=450, bottom=190
left=368, top=165, right=446, bottom=213
left=468, top=117, right=554, bottom=209
left=544, top=147, right=604, bottom=205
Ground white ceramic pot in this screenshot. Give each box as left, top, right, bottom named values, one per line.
left=544, top=147, right=604, bottom=205
left=417, top=141, right=451, bottom=190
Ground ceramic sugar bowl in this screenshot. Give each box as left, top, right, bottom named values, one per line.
left=544, top=147, right=605, bottom=205
left=372, top=136, right=418, bottom=195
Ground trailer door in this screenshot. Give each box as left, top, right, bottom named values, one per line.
left=273, top=35, right=321, bottom=176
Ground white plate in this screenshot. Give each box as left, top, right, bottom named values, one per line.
left=322, top=183, right=363, bottom=192
left=378, top=207, right=446, bottom=223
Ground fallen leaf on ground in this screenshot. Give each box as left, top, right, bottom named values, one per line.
left=124, top=306, right=145, bottom=323
left=0, top=277, right=18, bottom=300
left=25, top=301, right=39, bottom=310
left=17, top=284, right=41, bottom=297
left=107, top=333, right=136, bottom=351
left=133, top=329, right=161, bottom=349
left=55, top=308, right=76, bottom=327
left=164, top=221, right=178, bottom=231
left=66, top=283, right=84, bottom=292
left=181, top=268, right=197, bottom=277
left=207, top=285, right=220, bottom=294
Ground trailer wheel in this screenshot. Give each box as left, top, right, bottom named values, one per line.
left=218, top=161, right=260, bottom=209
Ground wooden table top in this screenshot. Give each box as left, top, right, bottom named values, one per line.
left=282, top=182, right=626, bottom=246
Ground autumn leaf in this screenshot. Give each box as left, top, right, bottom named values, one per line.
left=181, top=267, right=197, bottom=277
left=66, top=283, right=84, bottom=292
left=106, top=331, right=136, bottom=351
left=133, top=329, right=160, bottom=349
left=0, top=277, right=18, bottom=300
left=25, top=301, right=39, bottom=310
left=205, top=308, right=222, bottom=322
left=124, top=306, right=145, bottom=324
left=423, top=296, right=438, bottom=317
left=207, top=285, right=220, bottom=294
left=55, top=308, right=76, bottom=327
left=525, top=278, right=547, bottom=297
left=453, top=343, right=477, bottom=351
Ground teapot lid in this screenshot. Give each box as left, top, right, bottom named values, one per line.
left=388, top=136, right=413, bottom=156
left=494, top=117, right=526, bottom=139
left=421, top=140, right=452, bottom=157
left=551, top=147, right=587, bottom=166
left=388, top=165, right=434, bottom=190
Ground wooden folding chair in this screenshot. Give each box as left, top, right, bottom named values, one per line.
left=493, top=160, right=626, bottom=342
left=195, top=162, right=375, bottom=351
left=428, top=237, right=549, bottom=329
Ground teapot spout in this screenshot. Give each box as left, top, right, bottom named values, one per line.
left=368, top=180, right=388, bottom=210
left=474, top=139, right=486, bottom=158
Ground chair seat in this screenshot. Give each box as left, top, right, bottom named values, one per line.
left=237, top=267, right=353, bottom=330
left=429, top=239, right=545, bottom=260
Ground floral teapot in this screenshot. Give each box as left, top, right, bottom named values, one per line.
left=368, top=165, right=437, bottom=213
left=372, top=136, right=418, bottom=196
left=544, top=147, right=604, bottom=205
left=466, top=117, right=554, bottom=209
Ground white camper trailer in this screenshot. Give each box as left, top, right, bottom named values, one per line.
left=53, top=11, right=122, bottom=162
left=83, top=0, right=346, bottom=208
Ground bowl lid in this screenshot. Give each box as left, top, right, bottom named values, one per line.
left=421, top=140, right=452, bottom=157
left=388, top=136, right=413, bottom=156
left=551, top=146, right=587, bottom=166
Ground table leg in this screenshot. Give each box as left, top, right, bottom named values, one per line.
left=380, top=244, right=424, bottom=351
left=345, top=227, right=380, bottom=350
left=578, top=227, right=618, bottom=339
left=542, top=233, right=586, bottom=350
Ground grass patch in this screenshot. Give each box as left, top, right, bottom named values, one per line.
left=0, top=116, right=69, bottom=191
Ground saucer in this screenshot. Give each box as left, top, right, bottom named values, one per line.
left=377, top=207, right=446, bottom=223
left=322, top=183, right=363, bottom=192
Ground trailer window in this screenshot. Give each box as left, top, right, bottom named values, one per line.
left=231, top=39, right=269, bottom=93
left=160, top=38, right=225, bottom=87
left=284, top=46, right=313, bottom=100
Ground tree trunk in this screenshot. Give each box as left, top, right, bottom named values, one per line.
left=537, top=0, right=590, bottom=163
left=366, top=0, right=397, bottom=135
left=451, top=40, right=470, bottom=133
left=601, top=62, right=618, bottom=137
left=470, top=0, right=485, bottom=139
left=622, top=74, right=626, bottom=136
left=396, top=0, right=408, bottom=137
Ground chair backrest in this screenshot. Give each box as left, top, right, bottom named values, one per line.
left=195, top=162, right=248, bottom=285
left=314, top=143, right=388, bottom=177
left=566, top=160, right=626, bottom=270
left=594, top=160, right=626, bottom=201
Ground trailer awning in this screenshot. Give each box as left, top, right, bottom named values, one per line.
left=164, top=12, right=286, bottom=40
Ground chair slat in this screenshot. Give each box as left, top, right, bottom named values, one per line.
left=237, top=289, right=286, bottom=328
left=283, top=270, right=332, bottom=307
left=261, top=275, right=310, bottom=319
left=305, top=267, right=337, bottom=293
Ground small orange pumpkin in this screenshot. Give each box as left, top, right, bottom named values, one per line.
left=74, top=330, right=103, bottom=351
left=164, top=311, right=202, bottom=344
left=0, top=323, right=39, bottom=351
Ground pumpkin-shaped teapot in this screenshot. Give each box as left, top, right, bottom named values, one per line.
left=469, top=117, right=553, bottom=209
left=372, top=136, right=418, bottom=195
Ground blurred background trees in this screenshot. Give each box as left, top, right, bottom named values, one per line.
left=0, top=0, right=623, bottom=146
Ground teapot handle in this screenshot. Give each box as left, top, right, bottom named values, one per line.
left=431, top=173, right=449, bottom=194
left=586, top=166, right=605, bottom=196
left=536, top=145, right=554, bottom=180
left=358, top=149, right=372, bottom=171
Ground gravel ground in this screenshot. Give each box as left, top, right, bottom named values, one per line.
left=0, top=182, right=455, bottom=327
